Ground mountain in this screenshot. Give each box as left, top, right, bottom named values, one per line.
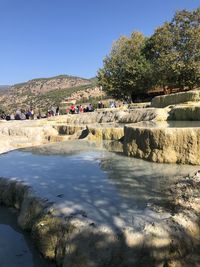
left=0, top=75, right=102, bottom=112
left=0, top=85, right=10, bottom=91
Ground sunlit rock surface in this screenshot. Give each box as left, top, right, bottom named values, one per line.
left=123, top=121, right=200, bottom=164
left=0, top=105, right=200, bottom=266
left=47, top=108, right=169, bottom=124
left=0, top=108, right=168, bottom=153
left=151, top=89, right=200, bottom=108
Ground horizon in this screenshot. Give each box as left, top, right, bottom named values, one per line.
left=1, top=74, right=95, bottom=87
left=1, top=0, right=200, bottom=85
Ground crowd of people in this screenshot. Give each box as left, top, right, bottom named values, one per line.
left=0, top=109, right=35, bottom=121
left=0, top=103, right=94, bottom=121
left=47, top=106, right=60, bottom=117
left=0, top=100, right=120, bottom=121
left=67, top=103, right=94, bottom=114
left=0, top=107, right=61, bottom=121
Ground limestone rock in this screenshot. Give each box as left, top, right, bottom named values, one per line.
left=169, top=104, right=200, bottom=121
left=47, top=108, right=168, bottom=125
left=151, top=89, right=200, bottom=108
left=123, top=124, right=200, bottom=164
left=85, top=126, right=124, bottom=141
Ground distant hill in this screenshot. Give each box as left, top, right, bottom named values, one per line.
left=0, top=75, right=103, bottom=112
left=0, top=85, right=10, bottom=91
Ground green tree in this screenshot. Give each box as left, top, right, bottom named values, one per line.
left=97, top=32, right=151, bottom=100
left=145, top=22, right=176, bottom=89
left=147, top=8, right=200, bottom=89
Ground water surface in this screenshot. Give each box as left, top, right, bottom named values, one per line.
left=0, top=206, right=55, bottom=267
left=133, top=121, right=200, bottom=128
left=0, top=141, right=198, bottom=230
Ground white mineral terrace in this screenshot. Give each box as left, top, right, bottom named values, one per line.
left=0, top=104, right=200, bottom=266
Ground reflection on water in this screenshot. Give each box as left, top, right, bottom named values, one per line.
left=0, top=141, right=198, bottom=229
left=133, top=120, right=200, bottom=128
left=167, top=121, right=200, bottom=128
left=0, top=206, right=55, bottom=267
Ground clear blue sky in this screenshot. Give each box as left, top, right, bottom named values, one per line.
left=0, top=0, right=199, bottom=85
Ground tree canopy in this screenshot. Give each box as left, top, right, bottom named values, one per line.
left=98, top=7, right=200, bottom=100
left=97, top=32, right=151, bottom=100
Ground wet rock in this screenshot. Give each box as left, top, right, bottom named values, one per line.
left=32, top=214, right=68, bottom=262
left=18, top=191, right=50, bottom=230
left=0, top=178, right=28, bottom=209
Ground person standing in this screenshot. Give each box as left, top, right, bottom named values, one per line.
left=56, top=106, right=60, bottom=115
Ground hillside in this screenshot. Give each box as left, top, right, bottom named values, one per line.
left=0, top=85, right=10, bottom=91
left=0, top=75, right=103, bottom=112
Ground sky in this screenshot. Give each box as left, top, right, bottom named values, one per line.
left=0, top=0, right=200, bottom=85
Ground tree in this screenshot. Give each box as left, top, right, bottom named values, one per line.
left=147, top=8, right=200, bottom=89
left=145, top=23, right=176, bottom=89
left=97, top=32, right=151, bottom=100
left=98, top=7, right=200, bottom=100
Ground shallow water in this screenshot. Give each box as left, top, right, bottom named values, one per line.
left=0, top=206, right=55, bottom=267
left=167, top=121, right=200, bottom=128
left=134, top=120, right=200, bottom=128
left=0, top=141, right=198, bottom=230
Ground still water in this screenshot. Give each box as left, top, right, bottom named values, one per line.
left=134, top=120, right=200, bottom=128
left=0, top=206, right=55, bottom=267
left=0, top=141, right=198, bottom=229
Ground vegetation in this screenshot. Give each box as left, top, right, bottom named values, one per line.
left=0, top=75, right=98, bottom=113
left=20, top=83, right=96, bottom=111
left=76, top=95, right=109, bottom=108
left=13, top=74, right=90, bottom=87
left=98, top=32, right=151, bottom=101
left=98, top=8, right=200, bottom=100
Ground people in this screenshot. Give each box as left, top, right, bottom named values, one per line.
left=30, top=108, right=34, bottom=119
left=88, top=103, right=93, bottom=112
left=56, top=106, right=59, bottom=115
left=0, top=98, right=110, bottom=119
left=0, top=112, right=5, bottom=120
left=15, top=109, right=21, bottom=120
left=75, top=106, right=79, bottom=114
left=98, top=101, right=103, bottom=109
left=26, top=110, right=32, bottom=119
left=51, top=106, right=56, bottom=116
left=6, top=114, right=10, bottom=121
left=70, top=104, right=75, bottom=114
left=79, top=105, right=83, bottom=113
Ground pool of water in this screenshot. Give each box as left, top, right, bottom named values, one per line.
left=0, top=206, right=55, bottom=267
left=167, top=121, right=200, bottom=128
left=0, top=141, right=198, bottom=230
left=133, top=121, right=200, bottom=128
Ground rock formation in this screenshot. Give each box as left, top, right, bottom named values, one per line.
left=0, top=99, right=200, bottom=266
left=151, top=89, right=200, bottom=108
left=0, top=168, right=199, bottom=267
left=123, top=123, right=200, bottom=164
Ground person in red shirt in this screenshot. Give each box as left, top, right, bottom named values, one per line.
left=79, top=105, right=83, bottom=113
left=70, top=104, right=75, bottom=114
